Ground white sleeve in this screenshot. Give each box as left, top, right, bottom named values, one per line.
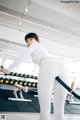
left=8, top=42, right=37, bottom=71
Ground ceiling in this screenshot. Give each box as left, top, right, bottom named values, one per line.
left=0, top=0, right=80, bottom=62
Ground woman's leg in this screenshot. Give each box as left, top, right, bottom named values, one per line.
left=38, top=58, right=59, bottom=120
left=54, top=64, right=69, bottom=120
left=38, top=78, right=54, bottom=120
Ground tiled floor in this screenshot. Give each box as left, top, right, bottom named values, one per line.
left=0, top=113, right=80, bottom=120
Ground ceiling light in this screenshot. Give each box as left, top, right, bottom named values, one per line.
left=19, top=19, right=22, bottom=25
left=24, top=6, right=29, bottom=14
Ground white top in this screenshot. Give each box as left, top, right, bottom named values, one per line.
left=8, top=41, right=51, bottom=70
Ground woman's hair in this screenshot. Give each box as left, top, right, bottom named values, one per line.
left=25, top=32, right=39, bottom=42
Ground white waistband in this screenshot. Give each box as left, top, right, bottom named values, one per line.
left=40, top=57, right=53, bottom=65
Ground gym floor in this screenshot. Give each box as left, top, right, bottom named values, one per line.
left=1, top=89, right=80, bottom=114
left=0, top=113, right=80, bottom=120
left=0, top=89, right=80, bottom=120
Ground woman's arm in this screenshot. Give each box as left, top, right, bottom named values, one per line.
left=1, top=42, right=38, bottom=74
left=0, top=66, right=9, bottom=74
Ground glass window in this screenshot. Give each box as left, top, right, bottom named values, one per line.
left=65, top=61, right=80, bottom=89
left=16, top=62, right=39, bottom=75
left=4, top=59, right=14, bottom=68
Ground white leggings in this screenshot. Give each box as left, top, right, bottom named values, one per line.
left=38, top=58, right=69, bottom=120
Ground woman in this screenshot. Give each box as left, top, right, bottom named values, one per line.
left=1, top=33, right=69, bottom=120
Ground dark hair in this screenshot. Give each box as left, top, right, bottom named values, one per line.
left=25, top=33, right=39, bottom=42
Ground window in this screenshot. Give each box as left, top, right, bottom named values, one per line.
left=65, top=61, right=80, bottom=89
left=4, top=59, right=14, bottom=68
left=16, top=62, right=39, bottom=76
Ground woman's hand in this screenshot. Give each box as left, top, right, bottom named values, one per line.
left=0, top=66, right=9, bottom=74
